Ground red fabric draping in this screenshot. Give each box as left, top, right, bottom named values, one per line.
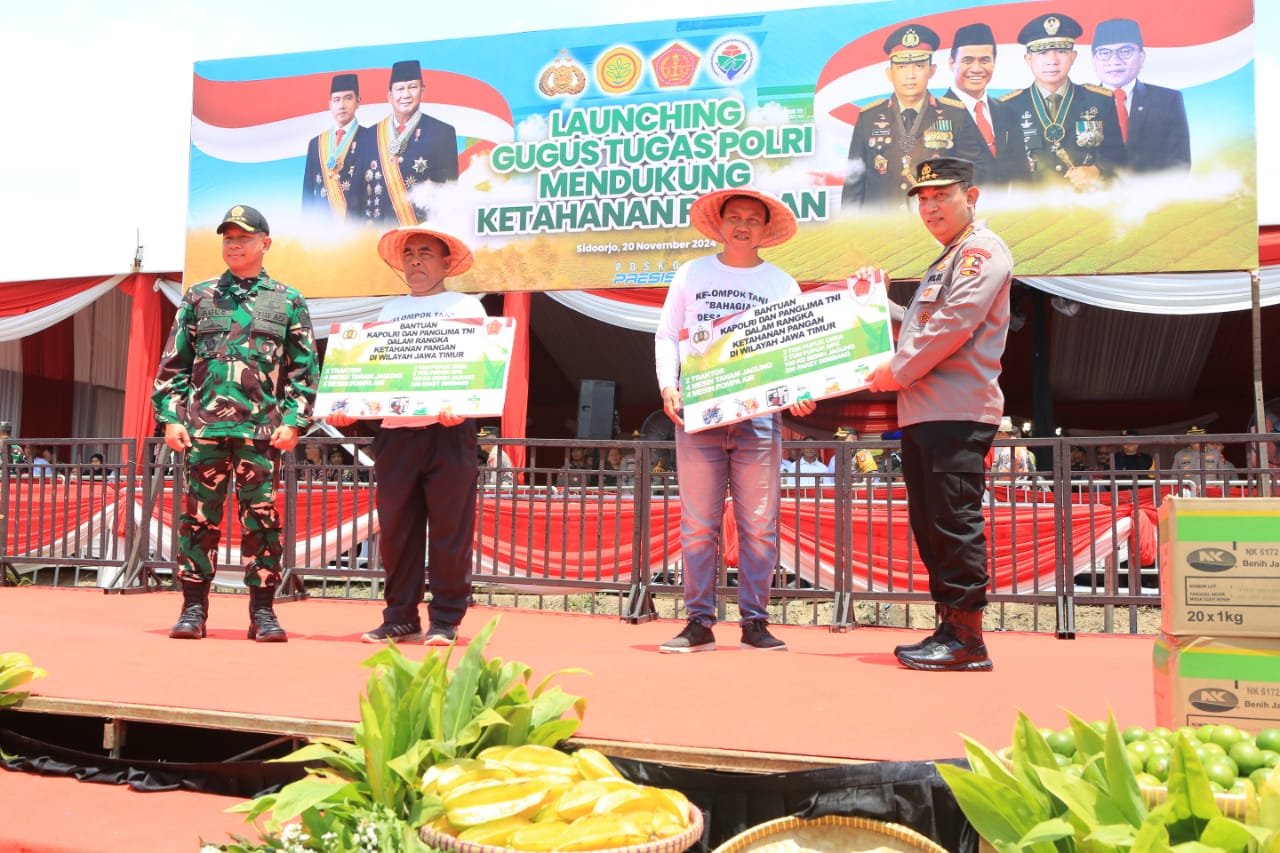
left=1262, top=225, right=1280, bottom=267
left=20, top=317, right=75, bottom=448
left=6, top=481, right=120, bottom=558
left=120, top=274, right=167, bottom=457
left=132, top=485, right=376, bottom=565
left=502, top=292, right=530, bottom=469
left=778, top=499, right=1133, bottom=591
left=476, top=494, right=682, bottom=586
left=0, top=276, right=111, bottom=316
left=476, top=491, right=1136, bottom=593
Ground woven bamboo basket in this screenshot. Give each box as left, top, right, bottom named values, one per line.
left=711, top=814, right=947, bottom=853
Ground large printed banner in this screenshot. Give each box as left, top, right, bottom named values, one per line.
left=314, top=316, right=516, bottom=420
left=681, top=278, right=893, bottom=432
left=188, top=0, right=1256, bottom=297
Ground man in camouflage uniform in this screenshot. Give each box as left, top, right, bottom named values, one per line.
left=153, top=205, right=318, bottom=642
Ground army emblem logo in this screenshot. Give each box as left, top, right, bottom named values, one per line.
left=538, top=51, right=587, bottom=97
left=595, top=46, right=643, bottom=95
left=651, top=42, right=699, bottom=88
left=1044, top=16, right=1060, bottom=36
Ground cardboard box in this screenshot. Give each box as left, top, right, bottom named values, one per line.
left=1154, top=633, right=1280, bottom=731
left=1159, top=497, right=1280, bottom=638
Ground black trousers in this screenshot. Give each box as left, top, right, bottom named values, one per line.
left=372, top=423, right=478, bottom=627
left=900, top=420, right=997, bottom=611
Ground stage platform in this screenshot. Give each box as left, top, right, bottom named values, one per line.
left=0, top=586, right=1159, bottom=850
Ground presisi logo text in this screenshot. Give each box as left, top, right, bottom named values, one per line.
left=1187, top=547, right=1237, bottom=573
left=611, top=272, right=677, bottom=286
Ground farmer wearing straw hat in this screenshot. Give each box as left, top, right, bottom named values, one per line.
left=654, top=187, right=816, bottom=654
left=326, top=222, right=483, bottom=646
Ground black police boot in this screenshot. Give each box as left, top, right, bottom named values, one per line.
left=895, top=605, right=992, bottom=672
left=892, top=603, right=944, bottom=656
left=247, top=585, right=288, bottom=642
left=169, top=580, right=210, bottom=639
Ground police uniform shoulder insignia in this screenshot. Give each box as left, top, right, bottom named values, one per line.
left=999, top=89, right=1025, bottom=102
left=937, top=96, right=964, bottom=109
left=1083, top=84, right=1113, bottom=96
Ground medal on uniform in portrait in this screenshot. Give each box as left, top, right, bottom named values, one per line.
left=1075, top=120, right=1103, bottom=148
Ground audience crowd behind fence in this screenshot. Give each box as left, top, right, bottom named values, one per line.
left=1, top=432, right=1276, bottom=635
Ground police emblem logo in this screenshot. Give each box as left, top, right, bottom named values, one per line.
left=707, top=36, right=757, bottom=85
left=595, top=46, right=643, bottom=95
left=651, top=42, right=700, bottom=88
left=537, top=51, right=587, bottom=97
left=692, top=329, right=710, bottom=345
left=901, top=29, right=921, bottom=49
left=959, top=254, right=985, bottom=277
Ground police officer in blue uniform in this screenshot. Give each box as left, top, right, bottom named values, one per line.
left=841, top=24, right=985, bottom=208
left=1000, top=12, right=1127, bottom=190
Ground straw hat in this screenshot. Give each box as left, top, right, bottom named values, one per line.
left=997, top=416, right=1017, bottom=435
left=689, top=187, right=797, bottom=248
left=376, top=223, right=474, bottom=277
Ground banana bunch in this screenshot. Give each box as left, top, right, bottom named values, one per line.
left=422, top=744, right=695, bottom=850
left=0, top=652, right=47, bottom=708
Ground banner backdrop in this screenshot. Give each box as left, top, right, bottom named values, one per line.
left=188, top=0, right=1256, bottom=297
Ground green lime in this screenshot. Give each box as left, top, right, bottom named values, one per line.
left=1200, top=742, right=1228, bottom=760
left=1262, top=749, right=1280, bottom=768
left=1124, top=747, right=1145, bottom=773
left=1151, top=726, right=1174, bottom=742
left=1090, top=720, right=1109, bottom=734
left=1123, top=726, right=1149, bottom=744
left=1205, top=756, right=1240, bottom=790
left=1146, top=753, right=1172, bottom=782
left=1053, top=752, right=1071, bottom=768
left=1230, top=741, right=1267, bottom=776
left=1146, top=739, right=1172, bottom=759
left=1257, top=728, right=1280, bottom=754
left=1251, top=766, right=1274, bottom=792
left=1047, top=729, right=1076, bottom=757
left=1175, top=726, right=1199, bottom=744
left=1228, top=778, right=1251, bottom=797
left=1196, top=724, right=1218, bottom=744
left=1135, top=772, right=1162, bottom=787
left=1211, top=724, right=1247, bottom=750
left=1128, top=740, right=1155, bottom=763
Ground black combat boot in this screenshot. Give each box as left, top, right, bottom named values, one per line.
left=895, top=605, right=992, bottom=672
left=169, top=580, right=211, bottom=639
left=892, top=602, right=945, bottom=656
left=247, top=585, right=288, bottom=642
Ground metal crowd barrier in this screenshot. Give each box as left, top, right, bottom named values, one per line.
left=1, top=433, right=1275, bottom=637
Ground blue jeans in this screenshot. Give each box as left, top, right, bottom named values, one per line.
left=675, top=414, right=781, bottom=624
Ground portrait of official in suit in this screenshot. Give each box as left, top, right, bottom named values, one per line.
left=841, top=24, right=985, bottom=208
left=363, top=59, right=460, bottom=226
left=1000, top=12, right=1127, bottom=191
left=302, top=73, right=366, bottom=223
left=1091, top=17, right=1191, bottom=174
left=942, top=23, right=1030, bottom=189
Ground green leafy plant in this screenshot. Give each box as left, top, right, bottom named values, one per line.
left=0, top=652, right=46, bottom=707
left=939, top=710, right=1280, bottom=852
left=206, top=617, right=586, bottom=852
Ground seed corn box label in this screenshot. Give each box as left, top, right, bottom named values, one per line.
left=1154, top=634, right=1280, bottom=731
left=1159, top=497, right=1280, bottom=638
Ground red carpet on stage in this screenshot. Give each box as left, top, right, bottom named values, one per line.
left=0, top=587, right=1158, bottom=850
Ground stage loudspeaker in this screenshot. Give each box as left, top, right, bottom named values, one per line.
left=577, top=380, right=616, bottom=439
